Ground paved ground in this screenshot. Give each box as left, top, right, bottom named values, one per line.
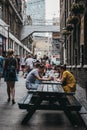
left=0, top=72, right=87, bottom=130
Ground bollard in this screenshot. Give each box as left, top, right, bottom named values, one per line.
left=86, top=82, right=87, bottom=100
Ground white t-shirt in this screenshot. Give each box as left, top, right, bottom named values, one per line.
left=20, top=57, right=26, bottom=66
left=25, top=57, right=34, bottom=69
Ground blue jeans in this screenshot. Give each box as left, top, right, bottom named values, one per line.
left=26, top=82, right=39, bottom=90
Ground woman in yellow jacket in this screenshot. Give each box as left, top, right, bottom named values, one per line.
left=57, top=65, right=76, bottom=92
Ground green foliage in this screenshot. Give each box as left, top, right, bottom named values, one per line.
left=66, top=16, right=80, bottom=25
left=66, top=24, right=74, bottom=31
left=75, top=0, right=85, bottom=3
left=71, top=3, right=85, bottom=15
left=61, top=28, right=71, bottom=36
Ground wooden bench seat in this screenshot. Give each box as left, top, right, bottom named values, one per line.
left=18, top=92, right=33, bottom=109
left=66, top=95, right=82, bottom=111
left=18, top=92, right=82, bottom=111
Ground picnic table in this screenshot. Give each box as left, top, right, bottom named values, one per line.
left=18, top=81, right=82, bottom=124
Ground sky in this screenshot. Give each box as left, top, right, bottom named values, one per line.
left=45, top=0, right=60, bottom=19
left=26, top=0, right=60, bottom=20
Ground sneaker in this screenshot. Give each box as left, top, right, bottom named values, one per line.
left=12, top=99, right=15, bottom=105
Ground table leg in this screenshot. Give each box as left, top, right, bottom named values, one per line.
left=21, top=96, right=42, bottom=124
left=21, top=107, right=36, bottom=125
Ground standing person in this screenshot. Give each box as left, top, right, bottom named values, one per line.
left=45, top=60, right=51, bottom=70
left=24, top=54, right=34, bottom=78
left=15, top=55, right=20, bottom=74
left=3, top=49, right=18, bottom=104
left=56, top=65, right=76, bottom=92
left=0, top=54, right=4, bottom=83
left=25, top=54, right=34, bottom=72
left=20, top=55, right=26, bottom=75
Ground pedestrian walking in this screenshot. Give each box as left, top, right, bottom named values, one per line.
left=20, top=55, right=26, bottom=75
left=15, top=55, right=20, bottom=74
left=24, top=54, right=35, bottom=78
left=0, top=53, right=4, bottom=83
left=3, top=49, right=18, bottom=104
left=25, top=54, right=34, bottom=71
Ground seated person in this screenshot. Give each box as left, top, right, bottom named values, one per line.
left=56, top=65, right=76, bottom=92
left=26, top=64, right=53, bottom=90
left=45, top=61, right=51, bottom=70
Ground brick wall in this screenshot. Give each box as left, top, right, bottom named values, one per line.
left=69, top=67, right=87, bottom=88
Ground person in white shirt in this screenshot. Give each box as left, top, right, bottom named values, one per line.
left=23, top=54, right=35, bottom=78
left=25, top=54, right=34, bottom=72
left=20, top=55, right=26, bottom=75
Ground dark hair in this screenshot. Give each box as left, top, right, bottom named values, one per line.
left=39, top=64, right=45, bottom=69
left=34, top=62, right=41, bottom=68
left=34, top=63, right=45, bottom=69
left=60, top=64, right=66, bottom=70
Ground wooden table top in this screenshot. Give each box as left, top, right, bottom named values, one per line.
left=41, top=80, right=61, bottom=85
left=28, top=82, right=75, bottom=96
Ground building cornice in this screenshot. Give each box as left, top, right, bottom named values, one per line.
left=8, top=0, right=23, bottom=23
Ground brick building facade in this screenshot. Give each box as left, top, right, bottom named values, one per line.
left=60, top=0, right=87, bottom=87
left=0, top=0, right=31, bottom=56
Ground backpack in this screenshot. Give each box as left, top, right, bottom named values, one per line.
left=7, top=65, right=16, bottom=77
left=6, top=58, right=16, bottom=79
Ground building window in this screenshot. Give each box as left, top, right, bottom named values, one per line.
left=0, top=2, right=2, bottom=19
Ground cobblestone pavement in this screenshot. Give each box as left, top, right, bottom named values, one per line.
left=0, top=72, right=86, bottom=130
